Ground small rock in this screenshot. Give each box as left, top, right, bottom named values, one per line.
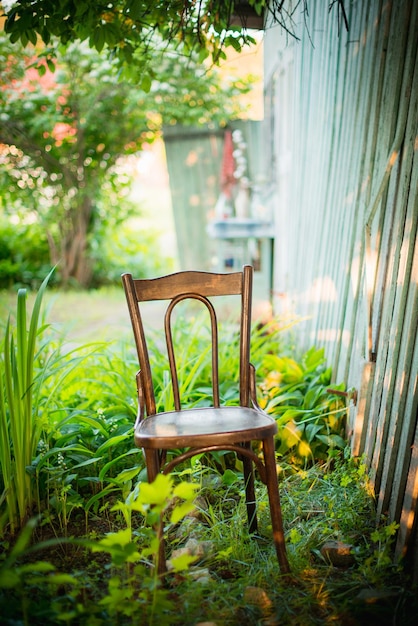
left=355, top=588, right=399, bottom=603
left=187, top=567, right=213, bottom=584
left=167, top=537, right=214, bottom=570
left=175, top=515, right=204, bottom=540
left=243, top=586, right=273, bottom=611
left=179, top=537, right=212, bottom=558
left=201, top=474, right=223, bottom=490
left=261, top=618, right=280, bottom=626
left=187, top=495, right=209, bottom=519
left=320, top=540, right=355, bottom=566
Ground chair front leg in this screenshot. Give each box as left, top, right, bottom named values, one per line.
left=241, top=443, right=258, bottom=534
left=144, top=448, right=160, bottom=482
left=263, top=436, right=290, bottom=574
left=144, top=448, right=167, bottom=578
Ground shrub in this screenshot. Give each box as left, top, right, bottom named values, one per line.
left=0, top=217, right=51, bottom=289
left=89, top=220, right=175, bottom=287
left=259, top=347, right=348, bottom=466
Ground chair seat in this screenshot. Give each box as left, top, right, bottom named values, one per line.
left=134, top=406, right=278, bottom=449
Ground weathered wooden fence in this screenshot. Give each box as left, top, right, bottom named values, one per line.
left=264, top=0, right=417, bottom=575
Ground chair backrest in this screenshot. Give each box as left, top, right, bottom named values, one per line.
left=122, top=265, right=253, bottom=417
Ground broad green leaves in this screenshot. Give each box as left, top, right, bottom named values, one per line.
left=260, top=347, right=348, bottom=464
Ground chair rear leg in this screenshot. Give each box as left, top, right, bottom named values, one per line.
left=241, top=445, right=258, bottom=534
left=263, top=436, right=290, bottom=574
left=144, top=448, right=167, bottom=578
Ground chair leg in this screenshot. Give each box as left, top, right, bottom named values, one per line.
left=144, top=449, right=167, bottom=578
left=144, top=448, right=160, bottom=482
left=263, top=436, right=291, bottom=574
left=241, top=444, right=258, bottom=534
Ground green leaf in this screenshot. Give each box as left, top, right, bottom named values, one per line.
left=45, top=573, right=79, bottom=585
left=266, top=391, right=304, bottom=411
left=67, top=457, right=102, bottom=469
left=103, top=23, right=120, bottom=46
left=198, top=47, right=210, bottom=63
left=41, top=27, right=51, bottom=45
left=96, top=433, right=130, bottom=454
left=9, top=29, right=22, bottom=44
left=113, top=466, right=142, bottom=483
left=170, top=501, right=196, bottom=524
left=0, top=570, right=20, bottom=588
left=276, top=409, right=304, bottom=425
left=96, top=528, right=132, bottom=549
left=141, top=73, right=152, bottom=92
left=169, top=552, right=197, bottom=573
left=222, top=469, right=239, bottom=486
left=18, top=561, right=56, bottom=574
left=173, top=482, right=199, bottom=500
left=5, top=517, right=39, bottom=565
left=26, top=29, right=37, bottom=45
left=303, top=386, right=325, bottom=410
left=98, top=448, right=139, bottom=481
left=4, top=10, right=17, bottom=33
left=84, top=486, right=120, bottom=513
left=136, top=473, right=173, bottom=508
left=317, top=434, right=346, bottom=449
left=283, top=359, right=304, bottom=382
left=305, top=423, right=323, bottom=442
left=225, top=36, right=241, bottom=52
left=92, top=27, right=105, bottom=52
left=303, top=347, right=325, bottom=372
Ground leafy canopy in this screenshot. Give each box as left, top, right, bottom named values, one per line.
left=1, top=0, right=264, bottom=81
left=1, top=1, right=350, bottom=88
left=0, top=31, right=252, bottom=285
left=0, top=31, right=250, bottom=214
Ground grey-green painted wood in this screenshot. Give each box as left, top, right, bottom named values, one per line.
left=163, top=121, right=266, bottom=270
left=163, top=122, right=274, bottom=300
left=264, top=0, right=418, bottom=572
left=163, top=126, right=224, bottom=271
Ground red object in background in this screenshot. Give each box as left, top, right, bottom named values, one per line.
left=220, top=129, right=236, bottom=199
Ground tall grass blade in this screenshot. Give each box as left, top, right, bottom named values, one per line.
left=0, top=269, right=54, bottom=535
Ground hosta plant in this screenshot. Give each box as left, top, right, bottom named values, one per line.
left=259, top=347, right=348, bottom=466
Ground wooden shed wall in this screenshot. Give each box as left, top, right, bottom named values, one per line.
left=163, top=121, right=265, bottom=270
left=264, top=0, right=417, bottom=571
left=163, top=126, right=224, bottom=271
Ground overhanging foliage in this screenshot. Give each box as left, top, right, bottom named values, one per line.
left=1, top=1, right=349, bottom=80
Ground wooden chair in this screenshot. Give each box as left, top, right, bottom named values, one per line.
left=122, top=264, right=290, bottom=575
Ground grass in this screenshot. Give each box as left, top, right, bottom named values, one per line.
left=2, top=459, right=416, bottom=625
left=0, top=286, right=132, bottom=343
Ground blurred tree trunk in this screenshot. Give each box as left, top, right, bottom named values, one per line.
left=47, top=195, right=94, bottom=288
